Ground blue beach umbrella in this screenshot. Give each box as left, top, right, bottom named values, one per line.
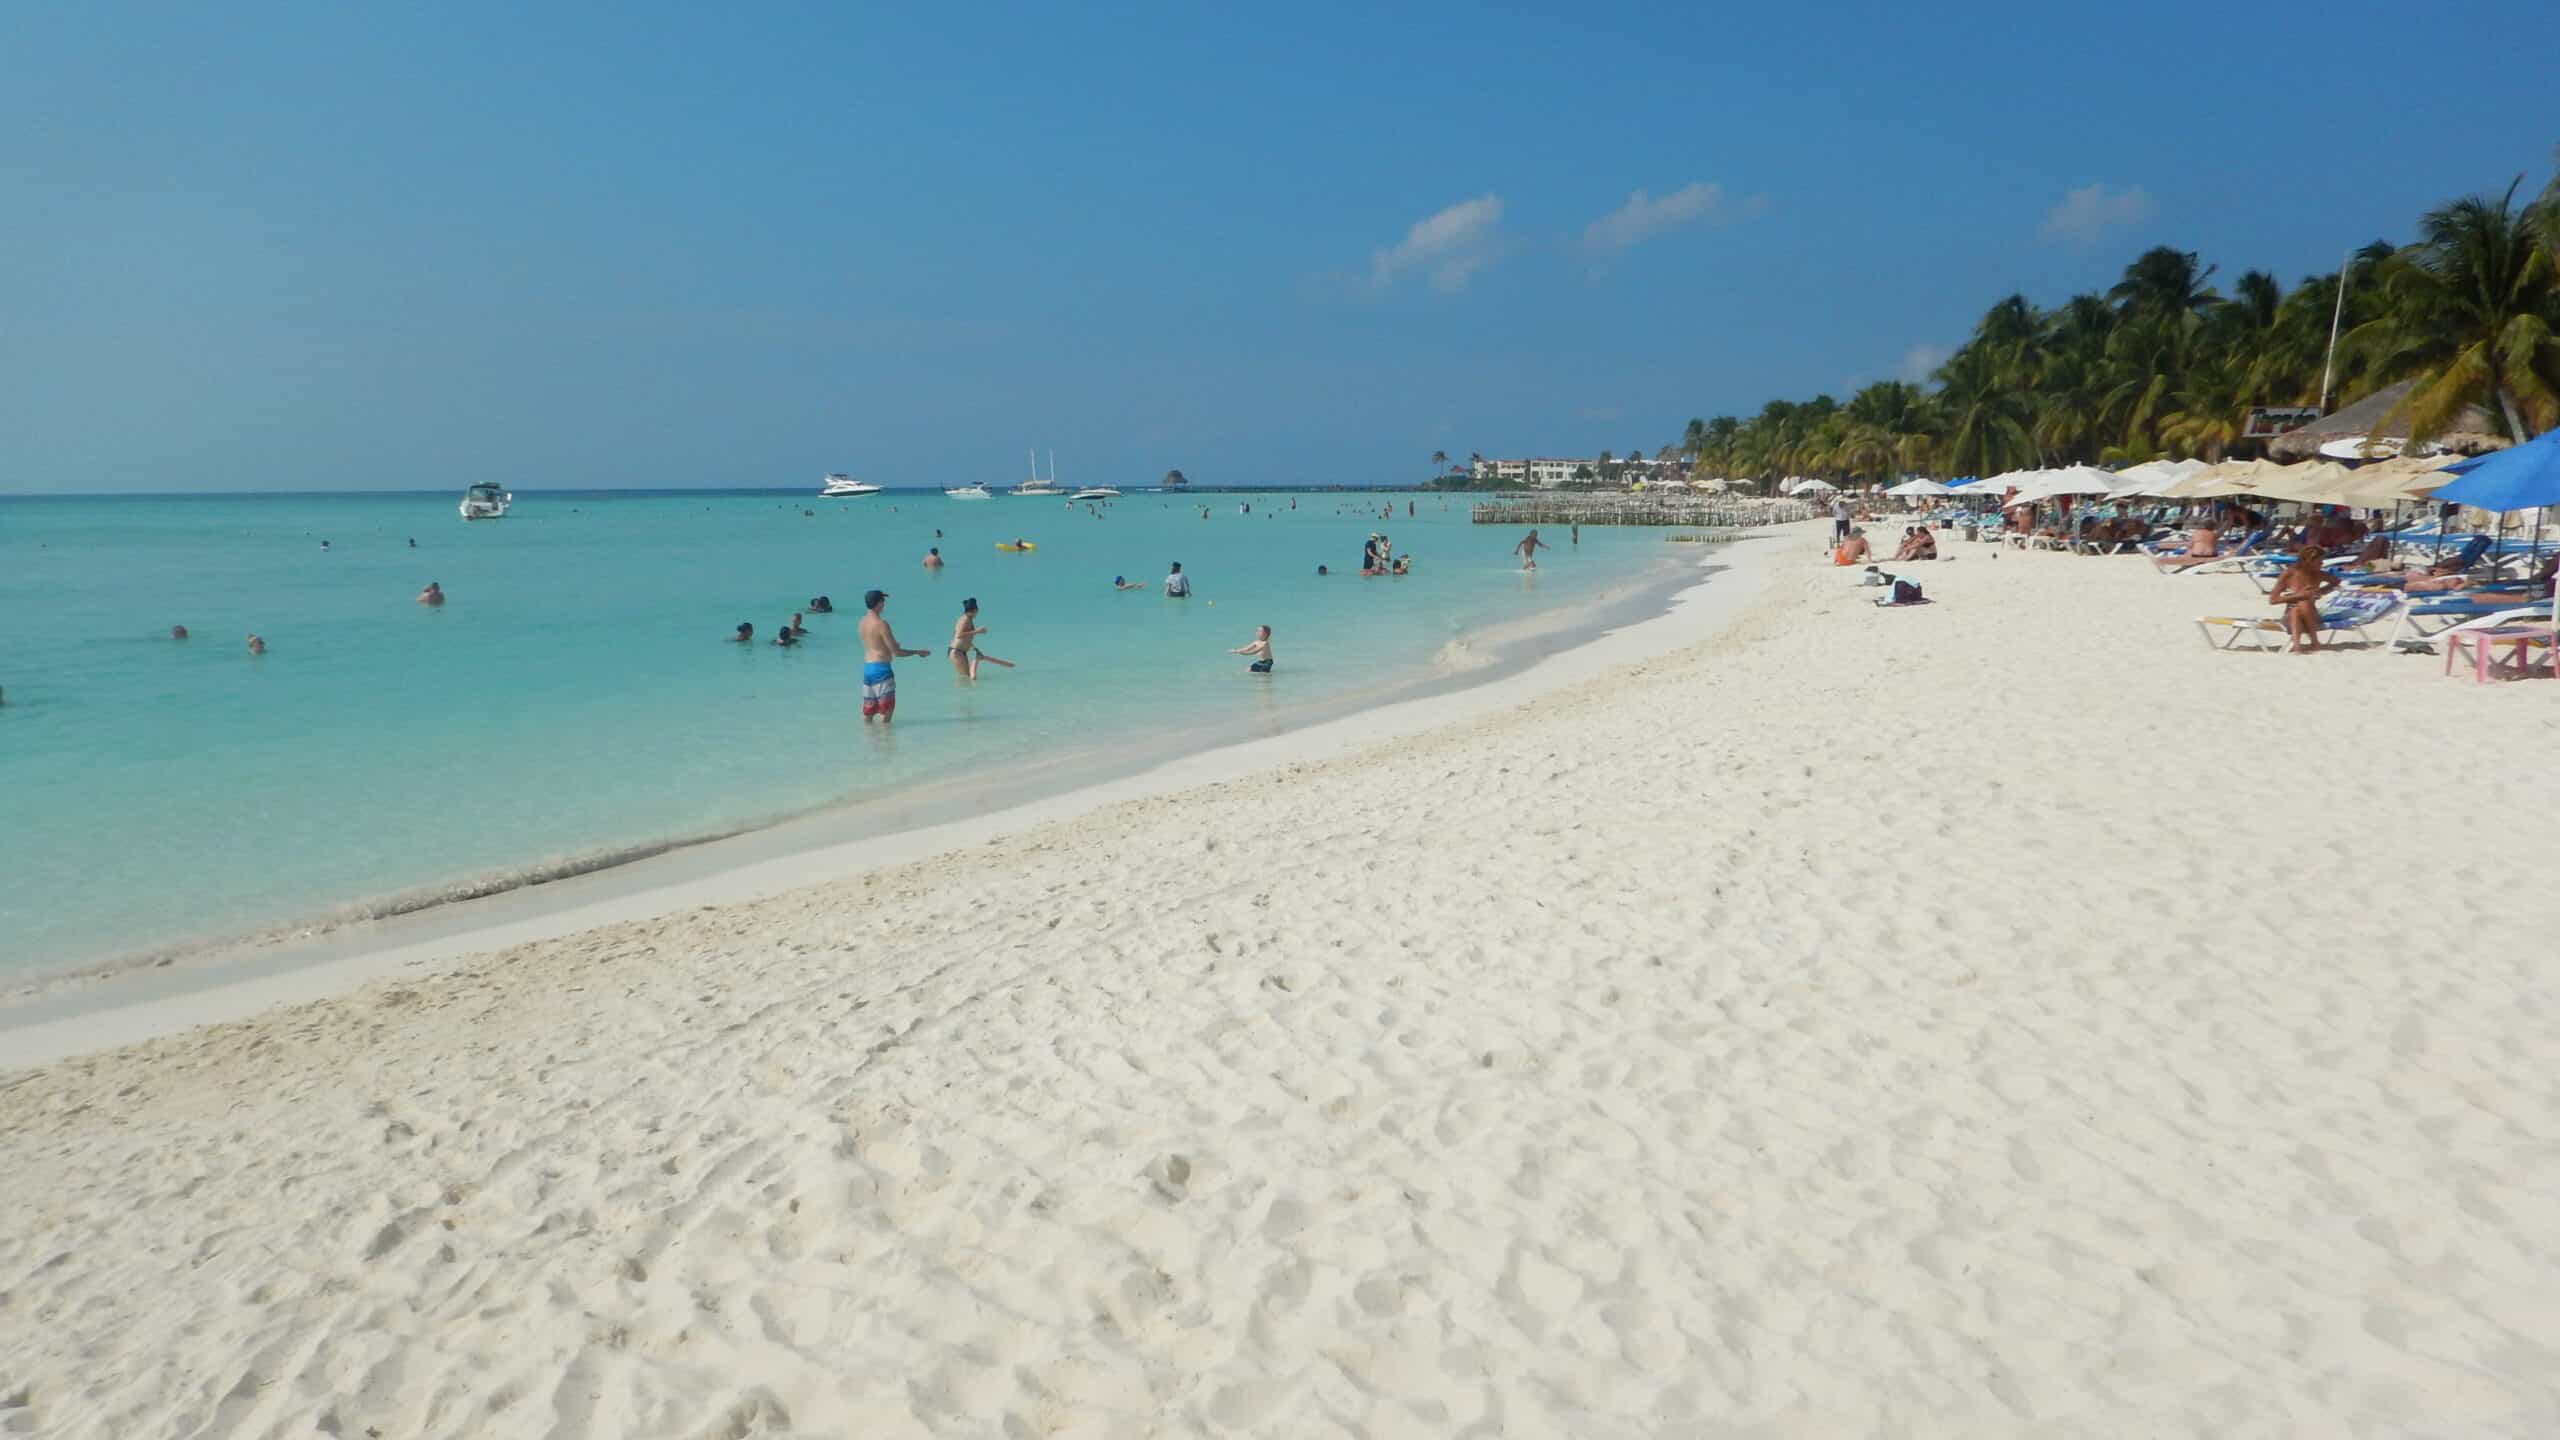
left=2433, top=427, right=2560, bottom=511
left=2432, top=427, right=2560, bottom=568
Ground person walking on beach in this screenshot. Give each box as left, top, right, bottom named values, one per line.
left=948, top=597, right=1014, bottom=678
left=857, top=589, right=928, bottom=723
left=1515, top=529, right=1550, bottom=570
left=1831, top=495, right=1853, bottom=542
left=1230, top=625, right=1275, bottom=673
left=1164, top=562, right=1191, bottom=597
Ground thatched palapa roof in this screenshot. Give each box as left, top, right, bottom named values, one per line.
left=2266, top=378, right=2508, bottom=460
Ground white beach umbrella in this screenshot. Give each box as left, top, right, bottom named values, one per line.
left=2010, top=464, right=2119, bottom=505
left=1883, top=478, right=1949, bottom=497
left=2107, top=457, right=2206, bottom=499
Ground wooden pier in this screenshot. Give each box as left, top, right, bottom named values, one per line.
left=1468, top=495, right=1814, bottom=528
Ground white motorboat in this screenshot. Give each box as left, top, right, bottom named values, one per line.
left=944, top=483, right=993, bottom=500
left=819, top=473, right=883, bottom=497
left=1070, top=487, right=1121, bottom=500
left=459, top=481, right=511, bottom=520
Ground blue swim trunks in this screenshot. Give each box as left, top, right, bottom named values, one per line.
left=861, top=661, right=896, bottom=718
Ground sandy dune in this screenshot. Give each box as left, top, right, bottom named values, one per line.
left=5, top=524, right=2558, bottom=1437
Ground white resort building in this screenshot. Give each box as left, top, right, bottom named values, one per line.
left=1470, top=455, right=1688, bottom=487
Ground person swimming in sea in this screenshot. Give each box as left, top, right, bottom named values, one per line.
left=774, top=619, right=800, bottom=647
left=417, top=581, right=445, bottom=606
left=1113, top=575, right=1146, bottom=591
left=788, top=612, right=810, bottom=639
left=1164, top=562, right=1191, bottom=597
left=246, top=633, right=267, bottom=655
left=1316, top=565, right=1329, bottom=576
left=808, top=595, right=834, bottom=613
left=1230, top=624, right=1275, bottom=674
left=170, top=625, right=189, bottom=640
left=731, top=622, right=754, bottom=642
left=923, top=547, right=943, bottom=570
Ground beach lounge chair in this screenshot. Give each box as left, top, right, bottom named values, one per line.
left=2386, top=598, right=2555, bottom=654
left=2196, top=590, right=2403, bottom=651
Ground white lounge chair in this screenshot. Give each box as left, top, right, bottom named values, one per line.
left=2196, top=590, right=2403, bottom=651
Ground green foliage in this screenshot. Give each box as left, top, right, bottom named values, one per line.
left=1682, top=170, right=2560, bottom=482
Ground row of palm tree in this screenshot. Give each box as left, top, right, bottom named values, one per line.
left=1677, top=170, right=2560, bottom=484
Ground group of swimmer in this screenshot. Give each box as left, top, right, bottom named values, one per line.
left=728, top=549, right=1276, bottom=725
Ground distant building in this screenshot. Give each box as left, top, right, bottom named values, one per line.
left=1471, top=455, right=1689, bottom=488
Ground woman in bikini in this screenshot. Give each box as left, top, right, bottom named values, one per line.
left=2268, top=544, right=2340, bottom=652
left=948, top=597, right=1014, bottom=679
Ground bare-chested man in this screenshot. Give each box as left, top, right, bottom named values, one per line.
left=857, top=589, right=929, bottom=722
left=1515, top=529, right=1550, bottom=570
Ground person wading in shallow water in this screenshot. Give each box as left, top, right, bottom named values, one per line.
left=857, top=589, right=928, bottom=723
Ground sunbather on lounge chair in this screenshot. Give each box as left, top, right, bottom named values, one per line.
left=2268, top=545, right=2342, bottom=652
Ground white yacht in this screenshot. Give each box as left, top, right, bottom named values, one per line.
left=458, top=481, right=511, bottom=520
left=944, top=483, right=993, bottom=500
left=1013, top=448, right=1064, bottom=497
left=819, top=473, right=883, bottom=497
left=1070, top=486, right=1121, bottom=500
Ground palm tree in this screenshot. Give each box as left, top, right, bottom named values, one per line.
left=2345, top=178, right=2560, bottom=440
left=1681, top=417, right=1708, bottom=460
left=1430, top=450, right=1449, bottom=472
left=1934, top=345, right=2035, bottom=476
left=2108, top=246, right=2220, bottom=319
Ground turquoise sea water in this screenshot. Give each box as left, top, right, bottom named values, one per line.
left=1, top=489, right=1676, bottom=980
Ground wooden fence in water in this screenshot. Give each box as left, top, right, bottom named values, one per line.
left=1467, top=496, right=1815, bottom=528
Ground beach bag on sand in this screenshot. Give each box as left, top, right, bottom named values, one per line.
left=1876, top=579, right=1927, bottom=607
left=1861, top=566, right=1888, bottom=586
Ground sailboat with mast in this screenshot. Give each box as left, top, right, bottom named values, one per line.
left=1012, top=449, right=1064, bottom=498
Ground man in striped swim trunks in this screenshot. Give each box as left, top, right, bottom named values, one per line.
left=857, top=589, right=928, bottom=723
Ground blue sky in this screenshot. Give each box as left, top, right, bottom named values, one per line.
left=3, top=0, right=2554, bottom=493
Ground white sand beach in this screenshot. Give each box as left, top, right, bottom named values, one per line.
left=5, top=523, right=2558, bottom=1437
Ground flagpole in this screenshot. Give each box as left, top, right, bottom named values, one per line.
left=2319, top=250, right=2352, bottom=413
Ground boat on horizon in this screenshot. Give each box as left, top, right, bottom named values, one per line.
left=1013, top=448, right=1064, bottom=497
left=819, top=473, right=883, bottom=497
left=459, top=481, right=512, bottom=520
left=944, top=483, right=993, bottom=500
left=1070, top=486, right=1121, bottom=500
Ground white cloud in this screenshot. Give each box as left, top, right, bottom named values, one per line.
left=2040, top=183, right=2151, bottom=244
left=1581, top=182, right=1765, bottom=255
left=1898, top=344, right=1949, bottom=383
left=1370, top=195, right=1504, bottom=292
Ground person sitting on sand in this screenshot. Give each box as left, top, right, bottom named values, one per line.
left=923, top=548, right=943, bottom=570
left=2268, top=544, right=2341, bottom=653
left=1910, top=526, right=1937, bottom=560
left=1833, top=527, right=1872, bottom=566
left=731, top=622, right=754, bottom=642
left=417, top=581, right=445, bottom=606
left=1230, top=624, right=1274, bottom=674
